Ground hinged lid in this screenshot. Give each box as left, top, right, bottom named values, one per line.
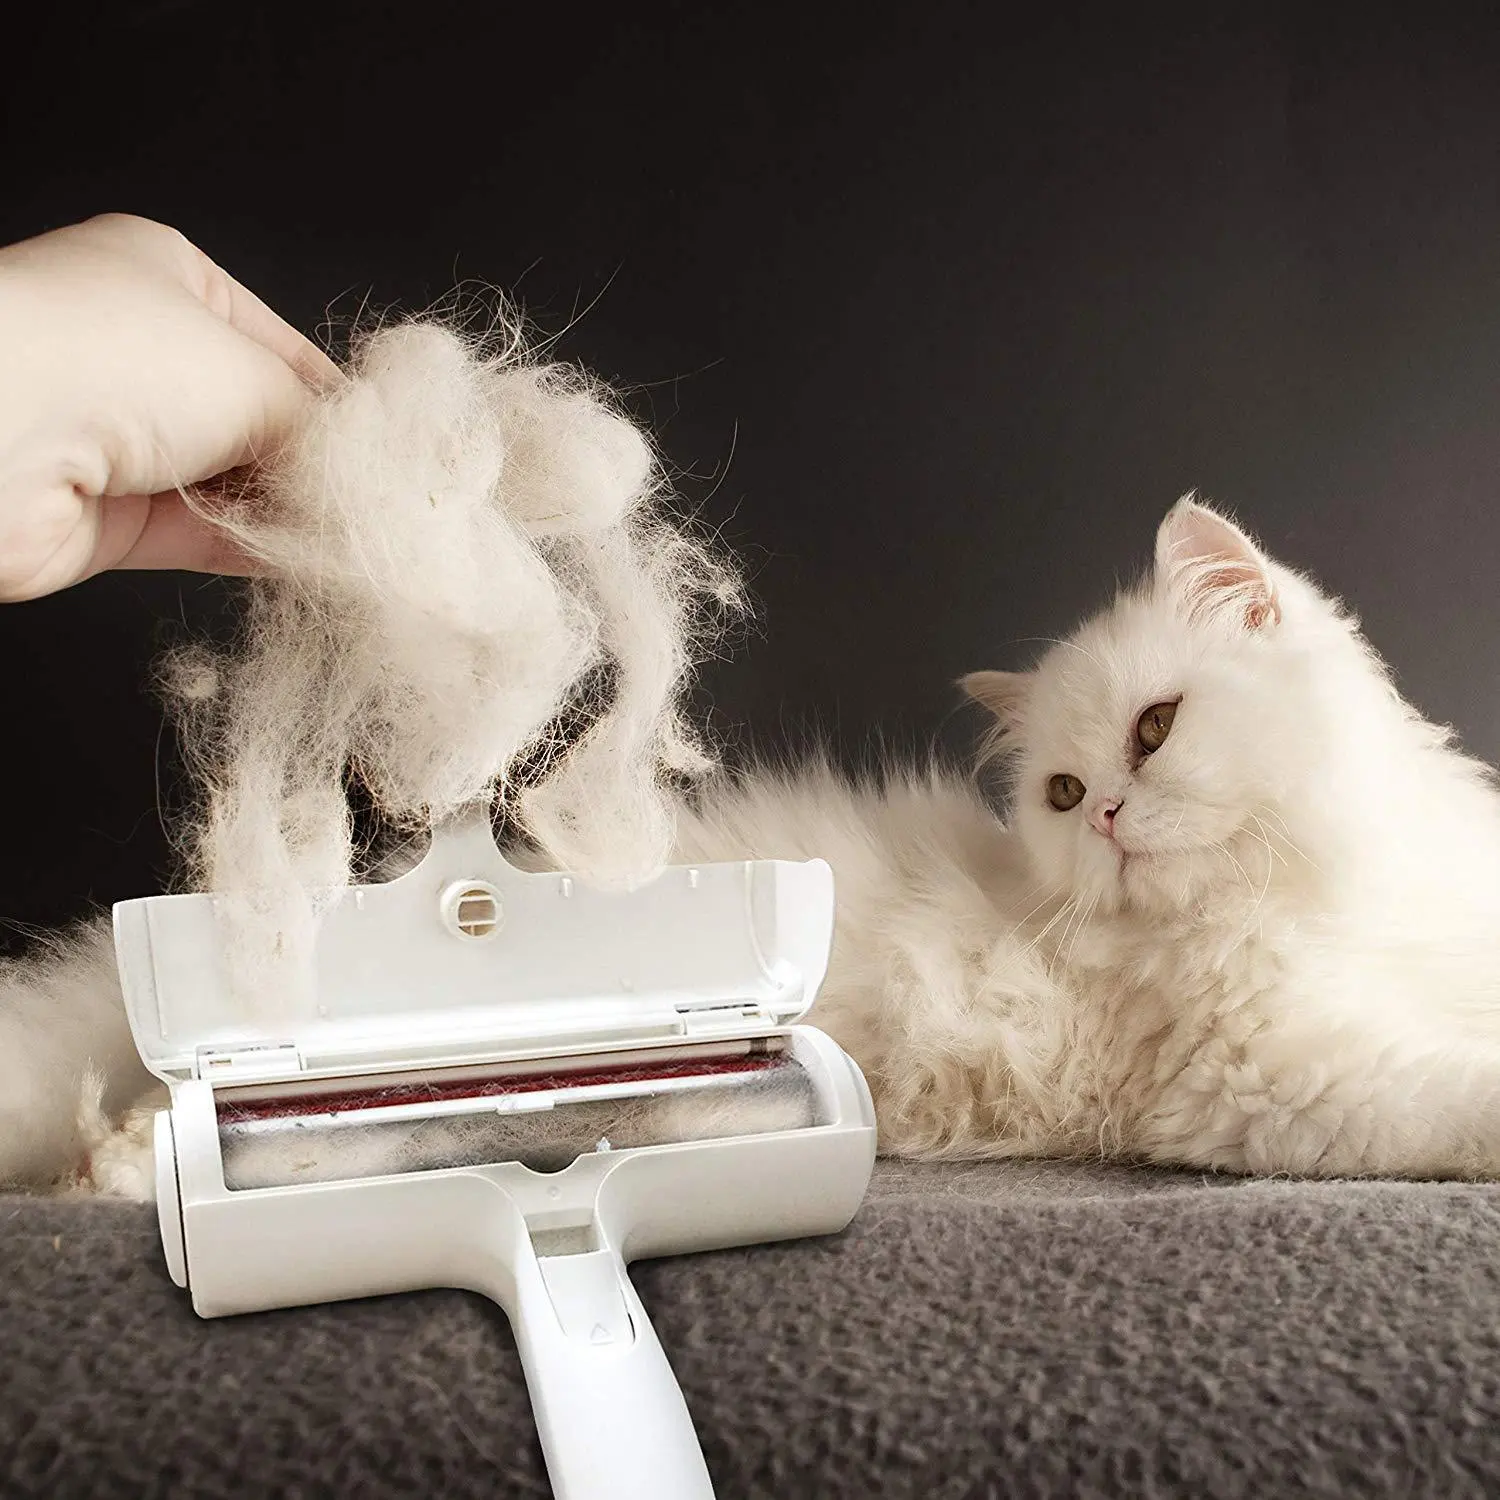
left=113, top=815, right=835, bottom=1085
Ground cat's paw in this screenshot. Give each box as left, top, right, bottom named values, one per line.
left=78, top=1110, right=158, bottom=1201
left=56, top=1076, right=163, bottom=1202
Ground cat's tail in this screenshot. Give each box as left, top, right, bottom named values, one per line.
left=0, top=919, right=154, bottom=1190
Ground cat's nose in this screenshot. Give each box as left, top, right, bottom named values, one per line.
left=1090, top=799, right=1122, bottom=839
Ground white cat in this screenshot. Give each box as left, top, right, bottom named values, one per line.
left=7, top=495, right=1500, bottom=1192
left=674, top=497, right=1500, bottom=1176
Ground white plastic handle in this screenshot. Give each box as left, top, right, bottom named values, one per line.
left=514, top=1245, right=714, bottom=1500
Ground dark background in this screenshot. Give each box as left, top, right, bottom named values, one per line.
left=3, top=5, right=1499, bottom=945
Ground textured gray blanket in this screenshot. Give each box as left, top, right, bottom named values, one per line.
left=1, top=1159, right=1497, bottom=1498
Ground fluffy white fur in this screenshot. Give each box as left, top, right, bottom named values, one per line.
left=215, top=1064, right=820, bottom=1191
left=168, top=321, right=737, bottom=1016
left=0, top=318, right=739, bottom=1189
left=674, top=499, right=1500, bottom=1177
left=9, top=488, right=1500, bottom=1195
left=0, top=925, right=153, bottom=1188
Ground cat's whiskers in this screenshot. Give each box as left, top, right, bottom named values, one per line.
left=1208, top=838, right=1256, bottom=901
left=1250, top=837, right=1275, bottom=933
left=1004, top=884, right=1066, bottom=944
left=1059, top=890, right=1101, bottom=977
left=1255, top=808, right=1320, bottom=874
left=1243, top=816, right=1288, bottom=871
left=1025, top=898, right=1077, bottom=959
left=1047, top=897, right=1084, bottom=979
left=1209, top=835, right=1273, bottom=940
left=1024, top=891, right=1081, bottom=960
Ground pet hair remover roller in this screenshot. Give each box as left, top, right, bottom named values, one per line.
left=114, top=814, right=878, bottom=1500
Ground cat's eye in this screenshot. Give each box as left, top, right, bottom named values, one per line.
left=1137, top=700, right=1178, bottom=753
left=1047, top=773, right=1086, bottom=811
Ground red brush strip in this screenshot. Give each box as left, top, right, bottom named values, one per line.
left=215, top=1053, right=785, bottom=1125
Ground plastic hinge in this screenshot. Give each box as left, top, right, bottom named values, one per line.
left=675, top=1002, right=774, bottom=1038
left=194, top=1042, right=302, bottom=1082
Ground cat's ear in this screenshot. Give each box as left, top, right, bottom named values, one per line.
left=1154, top=494, right=1280, bottom=630
left=960, top=670, right=1031, bottom=728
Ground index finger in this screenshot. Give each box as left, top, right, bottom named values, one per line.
left=161, top=224, right=343, bottom=389
left=210, top=268, right=344, bottom=389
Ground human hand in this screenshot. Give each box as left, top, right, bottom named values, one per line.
left=0, top=214, right=340, bottom=601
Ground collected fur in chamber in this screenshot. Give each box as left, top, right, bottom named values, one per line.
left=215, top=1062, right=822, bottom=1191
left=166, top=320, right=740, bottom=1015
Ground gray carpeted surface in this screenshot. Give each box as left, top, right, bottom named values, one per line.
left=1, top=1158, right=1498, bottom=1498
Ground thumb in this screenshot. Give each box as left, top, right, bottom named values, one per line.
left=87, top=486, right=263, bottom=579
